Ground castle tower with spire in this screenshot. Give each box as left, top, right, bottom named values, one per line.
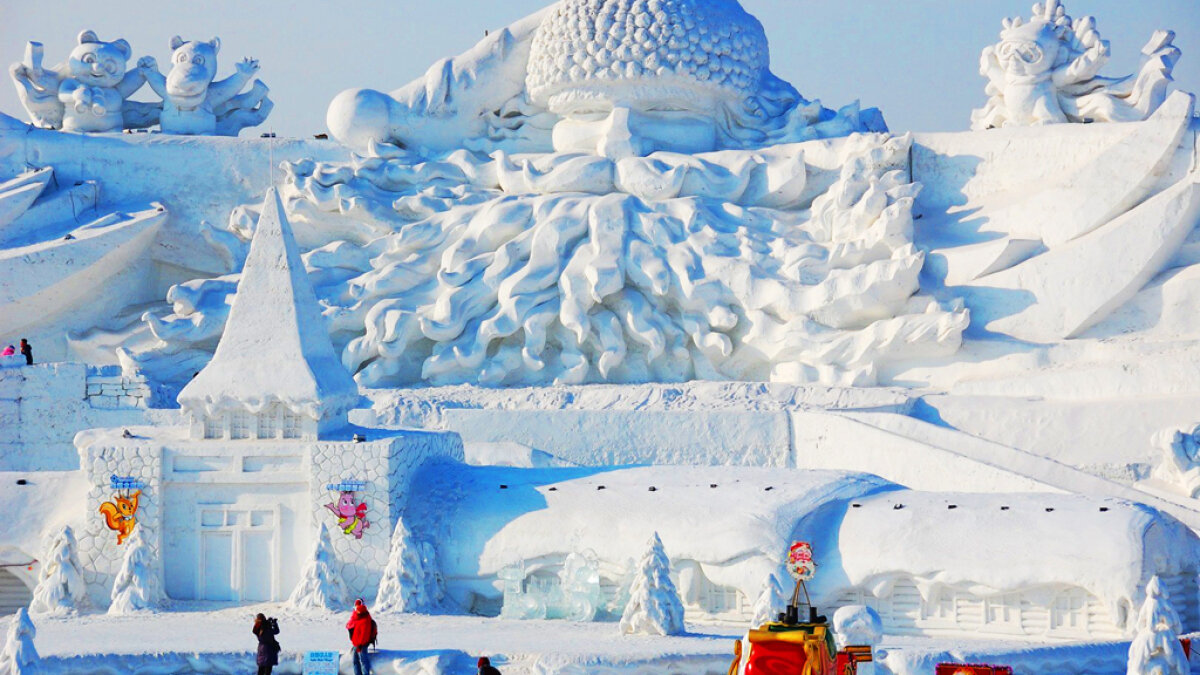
left=177, top=188, right=359, bottom=441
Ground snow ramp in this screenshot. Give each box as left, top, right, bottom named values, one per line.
left=792, top=409, right=1200, bottom=530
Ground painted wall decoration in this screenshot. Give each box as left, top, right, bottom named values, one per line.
left=99, top=475, right=144, bottom=545
left=787, top=542, right=816, bottom=581
left=324, top=480, right=369, bottom=540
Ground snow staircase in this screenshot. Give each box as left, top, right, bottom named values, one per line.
left=793, top=410, right=1200, bottom=531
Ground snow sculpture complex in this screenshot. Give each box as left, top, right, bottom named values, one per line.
left=971, top=0, right=1180, bottom=129
left=9, top=31, right=155, bottom=133
left=139, top=0, right=966, bottom=388
left=140, top=36, right=273, bottom=136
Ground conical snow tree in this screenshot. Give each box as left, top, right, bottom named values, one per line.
left=108, top=527, right=162, bottom=615
left=29, top=525, right=91, bottom=616
left=1127, top=576, right=1190, bottom=675
left=375, top=515, right=440, bottom=614
left=751, top=571, right=788, bottom=627
left=287, top=523, right=349, bottom=611
left=619, top=532, right=685, bottom=636
left=0, top=608, right=39, bottom=675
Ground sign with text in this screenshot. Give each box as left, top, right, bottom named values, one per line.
left=303, top=651, right=340, bottom=675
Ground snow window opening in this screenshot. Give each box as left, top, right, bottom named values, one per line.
left=1050, top=588, right=1089, bottom=637
left=256, top=409, right=278, bottom=439
left=281, top=410, right=302, bottom=439
left=229, top=411, right=252, bottom=440
left=203, top=414, right=223, bottom=440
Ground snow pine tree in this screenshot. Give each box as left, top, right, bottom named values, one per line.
left=0, top=607, right=39, bottom=675
left=29, top=525, right=91, bottom=616
left=287, top=522, right=349, bottom=611
left=375, top=515, right=440, bottom=614
left=619, top=532, right=685, bottom=636
left=108, top=527, right=162, bottom=615
left=751, top=571, right=788, bottom=626
left=1127, top=576, right=1190, bottom=675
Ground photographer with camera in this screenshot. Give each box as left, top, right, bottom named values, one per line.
left=253, top=613, right=281, bottom=675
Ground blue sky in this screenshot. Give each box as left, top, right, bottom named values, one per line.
left=2, top=0, right=1197, bottom=138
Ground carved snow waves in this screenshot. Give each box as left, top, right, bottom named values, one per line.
left=138, top=134, right=966, bottom=388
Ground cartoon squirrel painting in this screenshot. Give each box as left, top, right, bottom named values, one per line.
left=99, top=490, right=140, bottom=545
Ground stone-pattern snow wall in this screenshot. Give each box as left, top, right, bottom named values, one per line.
left=307, top=429, right=463, bottom=601
left=76, top=440, right=163, bottom=607
left=85, top=371, right=151, bottom=409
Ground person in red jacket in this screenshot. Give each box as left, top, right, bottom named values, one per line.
left=346, top=599, right=377, bottom=675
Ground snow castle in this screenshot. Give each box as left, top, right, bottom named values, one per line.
left=0, top=0, right=1199, bottom=670
left=73, top=189, right=462, bottom=604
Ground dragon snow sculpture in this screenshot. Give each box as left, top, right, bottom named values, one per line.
left=971, top=0, right=1180, bottom=129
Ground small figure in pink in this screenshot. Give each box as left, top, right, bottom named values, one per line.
left=325, top=491, right=369, bottom=539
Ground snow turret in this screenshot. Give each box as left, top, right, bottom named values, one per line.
left=177, top=188, right=359, bottom=441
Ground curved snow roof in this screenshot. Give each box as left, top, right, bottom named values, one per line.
left=819, top=491, right=1200, bottom=623
left=409, top=464, right=897, bottom=599
left=177, top=189, right=359, bottom=421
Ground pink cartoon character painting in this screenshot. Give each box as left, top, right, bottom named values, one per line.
left=325, top=491, right=369, bottom=539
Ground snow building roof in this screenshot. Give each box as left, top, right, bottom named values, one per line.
left=177, top=188, right=359, bottom=422
left=409, top=464, right=897, bottom=589
left=821, top=491, right=1200, bottom=621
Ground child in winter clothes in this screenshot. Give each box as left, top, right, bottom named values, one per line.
left=346, top=599, right=377, bottom=675
left=477, top=656, right=502, bottom=674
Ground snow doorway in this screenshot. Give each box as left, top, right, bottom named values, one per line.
left=198, top=505, right=280, bottom=602
left=0, top=568, right=32, bottom=614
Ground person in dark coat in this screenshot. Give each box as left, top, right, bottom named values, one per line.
left=346, top=599, right=377, bottom=675
left=253, top=613, right=281, bottom=675
left=477, top=656, right=502, bottom=675
left=18, top=339, right=31, bottom=366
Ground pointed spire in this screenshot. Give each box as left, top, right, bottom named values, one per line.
left=178, top=189, right=358, bottom=437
